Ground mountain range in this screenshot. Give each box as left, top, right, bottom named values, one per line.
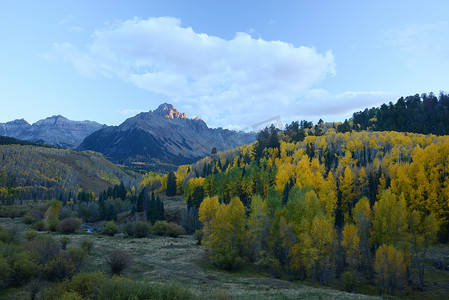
left=1, top=104, right=255, bottom=171
left=78, top=103, right=256, bottom=171
left=0, top=115, right=106, bottom=149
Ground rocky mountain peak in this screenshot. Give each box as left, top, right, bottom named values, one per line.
left=9, top=118, right=30, bottom=126
left=153, top=103, right=187, bottom=119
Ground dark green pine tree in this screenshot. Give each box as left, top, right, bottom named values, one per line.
left=191, top=185, right=205, bottom=210
left=282, top=181, right=290, bottom=206
left=166, top=172, right=177, bottom=197
left=137, top=189, right=144, bottom=212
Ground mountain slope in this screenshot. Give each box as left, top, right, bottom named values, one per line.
left=0, top=115, right=106, bottom=149
left=0, top=144, right=140, bottom=200
left=78, top=103, right=256, bottom=171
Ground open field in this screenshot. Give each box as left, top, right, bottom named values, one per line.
left=2, top=213, right=449, bottom=299
left=0, top=217, right=380, bottom=300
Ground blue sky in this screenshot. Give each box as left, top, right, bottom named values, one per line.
left=1, top=1, right=448, bottom=130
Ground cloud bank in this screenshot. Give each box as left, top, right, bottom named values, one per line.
left=46, top=17, right=391, bottom=128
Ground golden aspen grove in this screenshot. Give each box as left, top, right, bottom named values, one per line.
left=140, top=120, right=449, bottom=296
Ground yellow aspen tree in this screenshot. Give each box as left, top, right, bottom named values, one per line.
left=353, top=197, right=373, bottom=275
left=247, top=195, right=270, bottom=265
left=341, top=224, right=361, bottom=270
left=340, top=166, right=356, bottom=221
left=374, top=244, right=406, bottom=295
left=409, top=211, right=438, bottom=290
left=198, top=196, right=220, bottom=248
left=208, top=197, right=245, bottom=270
left=373, top=189, right=408, bottom=248
left=306, top=215, right=337, bottom=286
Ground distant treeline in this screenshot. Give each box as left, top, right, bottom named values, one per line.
left=0, top=136, right=54, bottom=148
left=352, top=92, right=449, bottom=135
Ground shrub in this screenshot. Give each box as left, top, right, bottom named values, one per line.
left=80, top=238, right=94, bottom=254
left=26, top=278, right=42, bottom=300
left=152, top=221, right=185, bottom=237
left=106, top=249, right=131, bottom=275
left=194, top=230, right=203, bottom=245
left=123, top=223, right=135, bottom=237
left=101, top=221, right=118, bottom=236
left=34, top=220, right=46, bottom=231
left=134, top=221, right=151, bottom=238
left=0, top=255, right=10, bottom=286
left=152, top=220, right=168, bottom=236
left=64, top=271, right=106, bottom=299
left=45, top=247, right=86, bottom=281
left=48, top=219, right=59, bottom=232
left=6, top=226, right=20, bottom=244
left=0, top=227, right=10, bottom=243
left=342, top=271, right=357, bottom=293
left=61, top=236, right=71, bottom=250
left=58, top=218, right=82, bottom=234
left=25, top=230, right=39, bottom=241
left=23, top=236, right=60, bottom=265
left=28, top=209, right=45, bottom=221
left=210, top=248, right=243, bottom=271
left=9, top=251, right=39, bottom=285
left=22, top=215, right=37, bottom=225
left=166, top=222, right=186, bottom=237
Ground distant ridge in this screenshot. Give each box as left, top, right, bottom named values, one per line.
left=0, top=115, right=106, bottom=149
left=78, top=103, right=256, bottom=171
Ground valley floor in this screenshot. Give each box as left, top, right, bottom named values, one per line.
left=1, top=217, right=449, bottom=299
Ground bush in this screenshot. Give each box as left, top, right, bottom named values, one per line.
left=123, top=223, right=135, bottom=237
left=23, top=236, right=60, bottom=265
left=80, top=238, right=94, bottom=254
left=0, top=255, right=10, bottom=286
left=22, top=215, right=37, bottom=225
left=166, top=222, right=186, bottom=237
left=28, top=209, right=45, bottom=221
left=45, top=247, right=86, bottom=281
left=0, top=227, right=10, bottom=243
left=106, top=249, right=131, bottom=275
left=25, top=230, right=38, bottom=241
left=48, top=219, right=59, bottom=232
left=194, top=230, right=203, bottom=245
left=152, top=221, right=185, bottom=237
left=342, top=271, right=357, bottom=293
left=152, top=221, right=168, bottom=236
left=61, top=236, right=71, bottom=250
left=101, top=221, right=118, bottom=236
left=58, top=218, right=82, bottom=234
left=64, top=271, right=106, bottom=299
left=210, top=248, right=243, bottom=271
left=134, top=221, right=151, bottom=238
left=26, top=278, right=42, bottom=300
left=9, top=251, right=39, bottom=285
left=34, top=220, right=46, bottom=231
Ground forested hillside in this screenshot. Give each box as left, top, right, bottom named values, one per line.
left=140, top=124, right=449, bottom=294
left=352, top=91, right=449, bottom=135
left=0, top=145, right=139, bottom=203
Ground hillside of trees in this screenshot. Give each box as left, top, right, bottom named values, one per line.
left=0, top=145, right=140, bottom=203
left=139, top=124, right=449, bottom=295
left=352, top=91, right=449, bottom=135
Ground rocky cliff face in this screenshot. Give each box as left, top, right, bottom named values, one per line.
left=78, top=103, right=256, bottom=170
left=0, top=115, right=105, bottom=149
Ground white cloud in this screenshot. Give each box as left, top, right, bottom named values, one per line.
left=384, top=22, right=449, bottom=66
left=47, top=17, right=395, bottom=128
